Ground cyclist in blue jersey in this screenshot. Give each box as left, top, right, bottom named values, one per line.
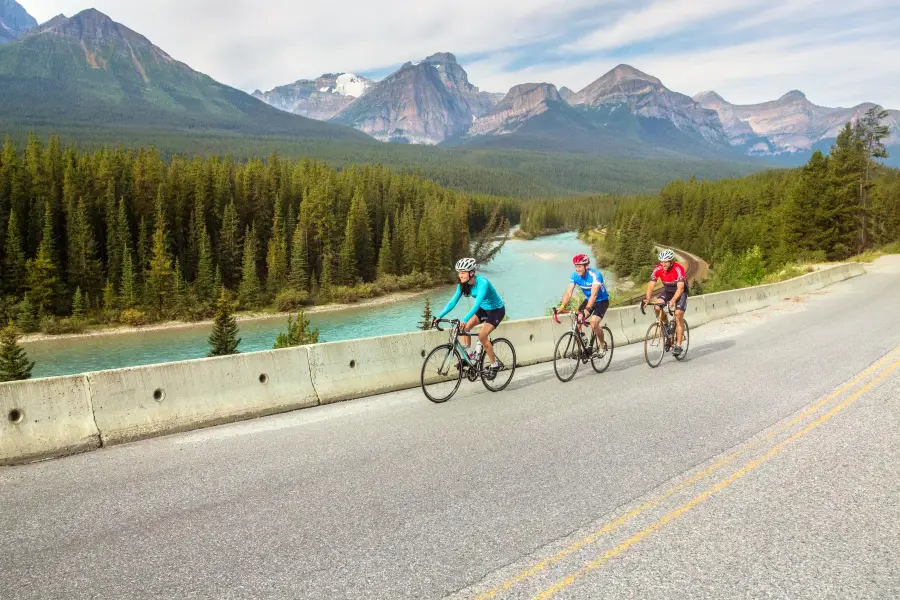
left=433, top=257, right=506, bottom=372
left=557, top=253, right=610, bottom=353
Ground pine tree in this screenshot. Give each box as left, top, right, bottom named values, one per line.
left=0, top=324, right=34, bottom=382
left=338, top=188, right=373, bottom=284
left=376, top=217, right=394, bottom=277
left=207, top=288, right=241, bottom=356
left=273, top=311, right=320, bottom=348
left=219, top=201, right=242, bottom=290
left=146, top=194, right=174, bottom=317
left=238, top=225, right=260, bottom=308
left=68, top=197, right=102, bottom=297
left=418, top=297, right=434, bottom=330
left=195, top=223, right=215, bottom=303
left=266, top=215, right=288, bottom=293
left=120, top=249, right=137, bottom=308
left=26, top=204, right=60, bottom=316
left=71, top=287, right=84, bottom=319
left=16, top=295, right=37, bottom=333
left=318, top=248, right=334, bottom=301
left=289, top=220, right=309, bottom=292
left=102, top=279, right=116, bottom=312
left=3, top=210, right=26, bottom=297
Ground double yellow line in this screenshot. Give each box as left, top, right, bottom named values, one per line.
left=472, top=347, right=900, bottom=600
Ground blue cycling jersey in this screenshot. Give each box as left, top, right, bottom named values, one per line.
left=436, top=275, right=505, bottom=322
left=570, top=268, right=609, bottom=302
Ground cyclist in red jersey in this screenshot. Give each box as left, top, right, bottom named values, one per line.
left=645, top=249, right=687, bottom=356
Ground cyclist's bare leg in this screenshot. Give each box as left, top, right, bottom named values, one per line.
left=478, top=322, right=497, bottom=364
left=654, top=304, right=669, bottom=326
left=461, top=314, right=480, bottom=353
left=589, top=314, right=605, bottom=347
left=674, top=309, right=685, bottom=345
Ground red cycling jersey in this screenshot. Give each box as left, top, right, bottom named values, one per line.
left=650, top=262, right=686, bottom=292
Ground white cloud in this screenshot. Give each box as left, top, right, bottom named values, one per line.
left=16, top=0, right=900, bottom=109
left=560, top=0, right=761, bottom=53
left=19, top=0, right=601, bottom=92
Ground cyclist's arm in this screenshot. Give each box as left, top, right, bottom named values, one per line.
left=559, top=283, right=576, bottom=308
left=646, top=265, right=661, bottom=304
left=586, top=283, right=600, bottom=309
left=671, top=281, right=685, bottom=304
left=462, top=280, right=487, bottom=322
left=435, top=285, right=462, bottom=319
left=670, top=265, right=686, bottom=304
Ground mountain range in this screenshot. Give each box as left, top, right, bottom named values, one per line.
left=0, top=0, right=35, bottom=44
left=0, top=7, right=372, bottom=144
left=0, top=4, right=897, bottom=168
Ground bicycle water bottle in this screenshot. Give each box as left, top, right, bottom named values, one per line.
left=474, top=339, right=483, bottom=362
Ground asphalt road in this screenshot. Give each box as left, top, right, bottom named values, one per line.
left=3, top=257, right=899, bottom=600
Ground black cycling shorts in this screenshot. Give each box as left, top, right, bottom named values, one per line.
left=579, top=298, right=610, bottom=319
left=476, top=306, right=506, bottom=327
left=660, top=289, right=688, bottom=311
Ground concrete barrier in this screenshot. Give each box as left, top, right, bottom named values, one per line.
left=0, top=375, right=100, bottom=466
left=89, top=348, right=318, bottom=445
left=497, top=317, right=558, bottom=366
left=307, top=332, right=430, bottom=404
left=1, top=262, right=868, bottom=465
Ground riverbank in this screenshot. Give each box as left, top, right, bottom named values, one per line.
left=21, top=286, right=443, bottom=344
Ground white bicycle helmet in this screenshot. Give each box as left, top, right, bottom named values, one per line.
left=454, top=257, right=477, bottom=272
left=658, top=249, right=675, bottom=262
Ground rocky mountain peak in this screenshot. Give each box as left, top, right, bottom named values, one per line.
left=423, top=52, right=458, bottom=65
left=693, top=90, right=727, bottom=106
left=0, top=0, right=37, bottom=43
left=34, top=8, right=153, bottom=50
left=467, top=83, right=563, bottom=137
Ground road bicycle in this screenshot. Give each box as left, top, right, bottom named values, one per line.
left=551, top=307, right=614, bottom=382
left=419, top=318, right=517, bottom=403
left=640, top=299, right=690, bottom=368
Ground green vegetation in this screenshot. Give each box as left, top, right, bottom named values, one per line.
left=0, top=134, right=516, bottom=333
left=0, top=323, right=34, bottom=381
left=207, top=288, right=241, bottom=357
left=273, top=312, right=320, bottom=348
left=418, top=297, right=434, bottom=331
left=602, top=108, right=899, bottom=290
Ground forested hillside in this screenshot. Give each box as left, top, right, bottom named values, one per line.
left=0, top=135, right=517, bottom=332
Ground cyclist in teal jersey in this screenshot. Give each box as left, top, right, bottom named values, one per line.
left=558, top=253, right=610, bottom=352
left=433, top=257, right=506, bottom=372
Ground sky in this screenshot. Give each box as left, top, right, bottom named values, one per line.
left=18, top=0, right=900, bottom=108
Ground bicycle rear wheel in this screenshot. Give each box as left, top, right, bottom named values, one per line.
left=553, top=331, right=581, bottom=382
left=591, top=326, right=614, bottom=373
left=482, top=338, right=516, bottom=392
left=644, top=323, right=665, bottom=368
left=421, top=344, right=463, bottom=403
left=674, top=320, right=690, bottom=361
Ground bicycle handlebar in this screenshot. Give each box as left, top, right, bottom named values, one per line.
left=552, top=307, right=584, bottom=325
left=640, top=298, right=675, bottom=316
left=432, top=318, right=473, bottom=336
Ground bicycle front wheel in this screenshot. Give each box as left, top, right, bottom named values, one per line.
left=644, top=323, right=665, bottom=368
left=482, top=338, right=516, bottom=392
left=591, top=326, right=614, bottom=373
left=421, top=344, right=463, bottom=403
left=675, top=320, right=690, bottom=361
left=553, top=331, right=581, bottom=382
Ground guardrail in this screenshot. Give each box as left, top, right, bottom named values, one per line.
left=1, top=263, right=866, bottom=466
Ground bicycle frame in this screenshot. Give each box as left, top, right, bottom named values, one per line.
left=433, top=319, right=484, bottom=374
left=552, top=309, right=596, bottom=354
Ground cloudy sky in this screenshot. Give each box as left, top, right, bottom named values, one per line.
left=19, top=0, right=900, bottom=108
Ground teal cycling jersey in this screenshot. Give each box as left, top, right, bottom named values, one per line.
left=436, top=276, right=504, bottom=322
left=570, top=268, right=609, bottom=302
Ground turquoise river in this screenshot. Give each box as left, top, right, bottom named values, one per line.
left=24, top=232, right=609, bottom=378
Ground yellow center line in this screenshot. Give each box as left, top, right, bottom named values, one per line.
left=533, top=357, right=900, bottom=600
left=471, top=348, right=900, bottom=600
